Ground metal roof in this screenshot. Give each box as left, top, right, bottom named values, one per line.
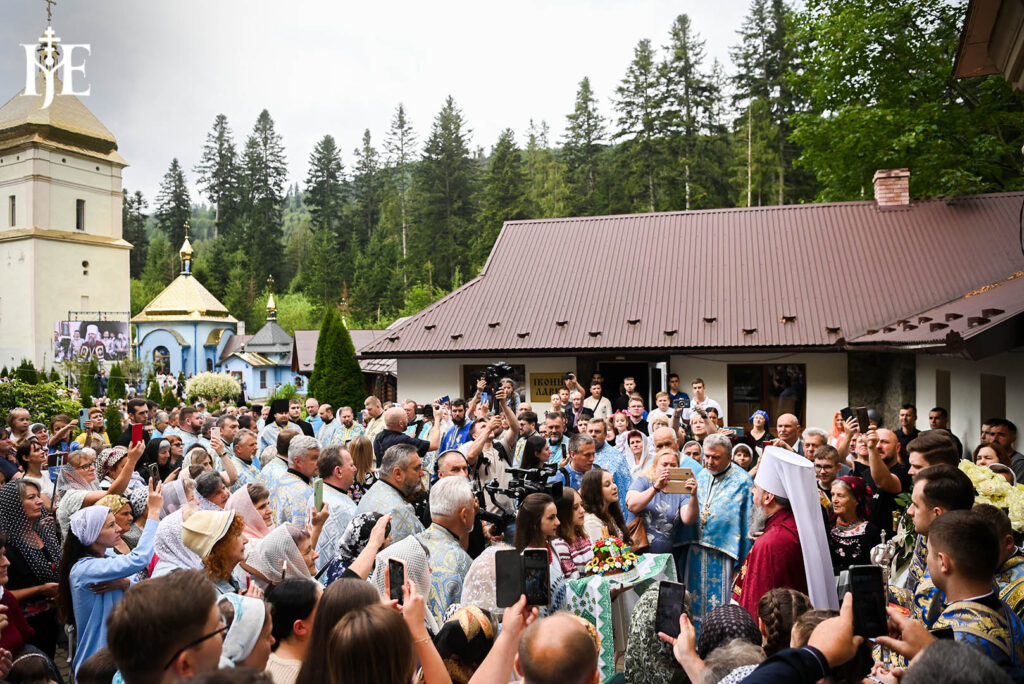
left=131, top=273, right=237, bottom=324
left=292, top=329, right=397, bottom=377
left=361, top=193, right=1024, bottom=357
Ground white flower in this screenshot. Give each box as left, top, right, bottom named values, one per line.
left=185, top=372, right=241, bottom=402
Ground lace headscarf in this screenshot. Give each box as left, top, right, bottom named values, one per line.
left=151, top=506, right=202, bottom=576
left=55, top=448, right=98, bottom=503
left=226, top=486, right=273, bottom=539
left=0, top=480, right=61, bottom=584
left=624, top=583, right=690, bottom=684
left=160, top=480, right=193, bottom=519
left=56, top=489, right=90, bottom=539
left=247, top=524, right=311, bottom=585
left=371, top=535, right=437, bottom=633
left=459, top=544, right=513, bottom=622
left=696, top=605, right=761, bottom=659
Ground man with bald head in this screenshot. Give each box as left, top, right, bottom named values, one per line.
left=516, top=612, right=600, bottom=684
left=652, top=426, right=703, bottom=473
left=372, top=403, right=441, bottom=467
left=853, top=427, right=913, bottom=532
left=776, top=413, right=804, bottom=456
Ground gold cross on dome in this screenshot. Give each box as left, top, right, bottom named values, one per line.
left=266, top=275, right=275, bottom=292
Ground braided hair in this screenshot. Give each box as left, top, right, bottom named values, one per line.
left=756, top=588, right=812, bottom=656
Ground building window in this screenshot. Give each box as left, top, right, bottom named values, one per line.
left=726, top=363, right=806, bottom=429
left=206, top=358, right=213, bottom=372
left=76, top=199, right=85, bottom=230
left=153, top=346, right=170, bottom=375
left=259, top=370, right=267, bottom=389
left=8, top=195, right=14, bottom=227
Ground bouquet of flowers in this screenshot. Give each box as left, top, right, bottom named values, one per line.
left=959, top=460, right=1024, bottom=531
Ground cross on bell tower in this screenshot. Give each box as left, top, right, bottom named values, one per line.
left=266, top=275, right=277, bottom=321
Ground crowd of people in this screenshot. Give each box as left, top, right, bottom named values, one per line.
left=0, top=369, right=1021, bottom=684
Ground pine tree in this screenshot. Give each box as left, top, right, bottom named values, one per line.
left=562, top=77, right=607, bottom=215
left=15, top=359, right=38, bottom=384
left=411, top=96, right=476, bottom=289
left=147, top=374, right=161, bottom=403
left=384, top=104, right=418, bottom=266
left=661, top=14, right=715, bottom=210
left=194, top=114, right=240, bottom=237
left=523, top=121, right=567, bottom=219
left=613, top=39, right=667, bottom=212
left=107, top=363, right=126, bottom=400
left=104, top=403, right=123, bottom=445
left=122, top=189, right=149, bottom=278
left=474, top=129, right=527, bottom=264
left=351, top=129, right=381, bottom=246
left=0, top=367, right=7, bottom=379
left=305, top=135, right=345, bottom=239
left=154, top=159, right=191, bottom=248
left=79, top=359, right=99, bottom=406
left=161, top=386, right=177, bottom=410
left=49, top=368, right=61, bottom=383
left=303, top=136, right=346, bottom=305
left=239, top=109, right=287, bottom=282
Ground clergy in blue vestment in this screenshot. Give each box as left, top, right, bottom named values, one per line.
left=683, top=433, right=754, bottom=630
left=353, top=442, right=426, bottom=543
left=257, top=399, right=302, bottom=455
left=440, top=399, right=474, bottom=452
left=913, top=510, right=1024, bottom=674
left=974, top=503, right=1024, bottom=621
left=416, top=475, right=475, bottom=627
left=306, top=444, right=358, bottom=570
left=269, top=435, right=320, bottom=527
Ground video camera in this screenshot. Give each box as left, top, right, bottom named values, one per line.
left=474, top=463, right=564, bottom=530
left=480, top=361, right=515, bottom=395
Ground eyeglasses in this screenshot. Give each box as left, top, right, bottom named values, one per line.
left=75, top=462, right=95, bottom=472
left=813, top=464, right=835, bottom=471
left=162, top=622, right=228, bottom=669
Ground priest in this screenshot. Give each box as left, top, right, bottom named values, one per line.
left=732, top=445, right=838, bottom=619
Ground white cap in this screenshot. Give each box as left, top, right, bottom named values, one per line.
left=755, top=446, right=839, bottom=610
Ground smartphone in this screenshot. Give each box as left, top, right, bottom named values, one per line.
left=655, top=581, right=687, bottom=639
left=480, top=391, right=489, bottom=405
left=211, top=427, right=221, bottom=442
left=725, top=426, right=746, bottom=437
left=388, top=558, right=407, bottom=606
left=522, top=549, right=551, bottom=607
left=854, top=407, right=871, bottom=434
left=78, top=408, right=90, bottom=428
left=148, top=463, right=159, bottom=486
left=849, top=565, right=887, bottom=637
left=930, top=626, right=956, bottom=640
left=840, top=406, right=855, bottom=423
left=131, top=423, right=144, bottom=445
left=314, top=479, right=324, bottom=511
left=495, top=549, right=523, bottom=608
left=664, top=468, right=696, bottom=494
left=439, top=395, right=450, bottom=405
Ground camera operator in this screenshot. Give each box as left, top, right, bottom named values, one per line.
left=459, top=387, right=519, bottom=517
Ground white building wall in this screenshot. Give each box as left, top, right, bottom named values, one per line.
left=396, top=356, right=574, bottom=408
left=915, top=348, right=1024, bottom=454
left=668, top=352, right=849, bottom=430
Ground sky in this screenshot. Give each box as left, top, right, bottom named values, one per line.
left=0, top=0, right=752, bottom=204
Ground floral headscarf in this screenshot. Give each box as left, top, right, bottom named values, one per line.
left=834, top=476, right=872, bottom=521
left=94, top=446, right=128, bottom=483
left=97, top=493, right=129, bottom=514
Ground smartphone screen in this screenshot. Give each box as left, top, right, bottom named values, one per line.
left=522, top=549, right=550, bottom=607
left=849, top=565, right=887, bottom=637
left=314, top=479, right=324, bottom=511
left=840, top=406, right=855, bottom=422
left=439, top=396, right=450, bottom=405
left=655, top=581, right=687, bottom=638
left=131, top=423, right=144, bottom=445
left=149, top=463, right=159, bottom=486
left=854, top=407, right=871, bottom=434
left=495, top=549, right=523, bottom=608
left=388, top=558, right=406, bottom=606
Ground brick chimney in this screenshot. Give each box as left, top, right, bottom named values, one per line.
left=873, top=168, right=910, bottom=207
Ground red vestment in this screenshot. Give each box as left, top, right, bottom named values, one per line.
left=731, top=508, right=807, bottom=620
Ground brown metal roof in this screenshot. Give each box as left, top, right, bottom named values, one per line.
left=849, top=271, right=1024, bottom=351
left=361, top=193, right=1024, bottom=357
left=291, top=329, right=397, bottom=377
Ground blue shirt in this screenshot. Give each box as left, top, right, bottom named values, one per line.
left=70, top=519, right=158, bottom=672
left=549, top=465, right=590, bottom=491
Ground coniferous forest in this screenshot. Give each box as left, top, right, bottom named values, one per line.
left=125, top=1, right=1024, bottom=332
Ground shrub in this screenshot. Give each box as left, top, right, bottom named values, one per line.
left=0, top=380, right=81, bottom=425
left=107, top=363, right=126, bottom=400
left=104, top=403, right=124, bottom=444
left=185, top=372, right=242, bottom=403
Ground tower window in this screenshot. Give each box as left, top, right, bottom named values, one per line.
left=8, top=196, right=13, bottom=227
left=76, top=199, right=85, bottom=230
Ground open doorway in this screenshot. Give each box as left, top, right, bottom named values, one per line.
left=598, top=361, right=651, bottom=408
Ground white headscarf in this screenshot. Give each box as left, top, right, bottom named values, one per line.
left=247, top=524, right=310, bottom=586
left=370, top=535, right=438, bottom=633
left=218, top=594, right=267, bottom=668
left=70, top=506, right=109, bottom=545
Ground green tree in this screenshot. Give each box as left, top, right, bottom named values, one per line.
left=411, top=96, right=477, bottom=289
left=123, top=189, right=149, bottom=278
left=239, top=109, right=288, bottom=281
left=15, top=359, right=39, bottom=384
left=303, top=135, right=347, bottom=304
left=107, top=363, right=126, bottom=400
left=79, top=358, right=99, bottom=406
left=561, top=77, right=607, bottom=215
left=523, top=121, right=567, bottom=219
left=147, top=374, right=162, bottom=403
left=613, top=39, right=667, bottom=212
left=309, top=308, right=366, bottom=409
left=104, top=403, right=123, bottom=445
left=789, top=0, right=1024, bottom=199
left=384, top=104, right=418, bottom=266
left=352, top=129, right=382, bottom=247
left=154, top=158, right=191, bottom=248
left=474, top=129, right=527, bottom=264
left=161, top=386, right=178, bottom=410
left=194, top=114, right=240, bottom=237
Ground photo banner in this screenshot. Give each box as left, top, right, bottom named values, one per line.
left=53, top=320, right=130, bottom=363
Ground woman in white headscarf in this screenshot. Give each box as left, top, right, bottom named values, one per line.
left=370, top=535, right=439, bottom=633
left=217, top=593, right=274, bottom=670
left=245, top=523, right=317, bottom=589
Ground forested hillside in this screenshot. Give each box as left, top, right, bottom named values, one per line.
left=126, top=0, right=1024, bottom=332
